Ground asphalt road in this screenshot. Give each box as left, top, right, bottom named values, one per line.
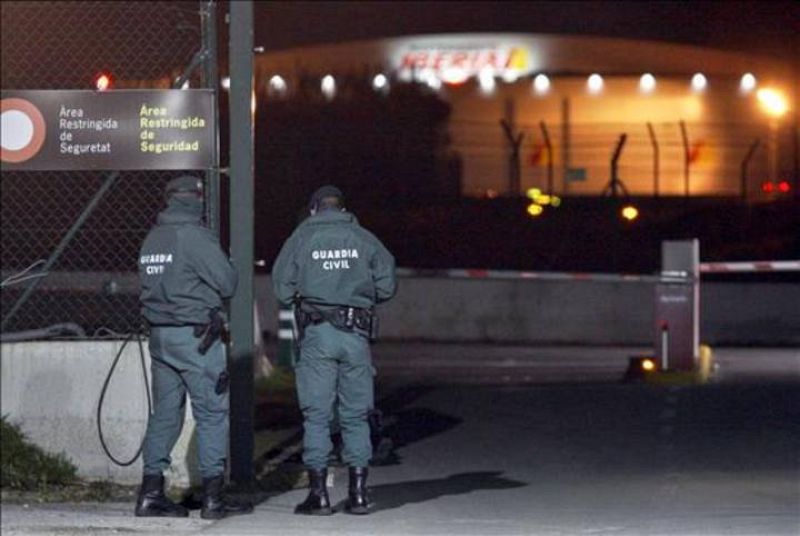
left=2, top=345, right=799, bottom=535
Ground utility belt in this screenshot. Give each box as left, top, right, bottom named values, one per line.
left=146, top=308, right=227, bottom=355
left=294, top=300, right=379, bottom=342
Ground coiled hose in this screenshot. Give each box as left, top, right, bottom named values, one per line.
left=96, top=332, right=152, bottom=466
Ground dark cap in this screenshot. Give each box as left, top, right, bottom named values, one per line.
left=165, top=175, right=203, bottom=198
left=308, top=185, right=344, bottom=210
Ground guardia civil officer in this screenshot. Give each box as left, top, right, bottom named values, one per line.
left=272, top=185, right=397, bottom=515
left=135, top=175, right=252, bottom=520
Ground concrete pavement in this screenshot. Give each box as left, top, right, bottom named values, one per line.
left=2, top=345, right=798, bottom=535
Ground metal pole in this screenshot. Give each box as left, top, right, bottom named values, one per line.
left=608, top=134, right=628, bottom=197
left=228, top=0, right=254, bottom=486
left=679, top=120, right=690, bottom=197
left=201, top=0, right=220, bottom=235
left=740, top=138, right=760, bottom=203
left=539, top=121, right=553, bottom=195
left=646, top=122, right=659, bottom=199
left=561, top=97, right=571, bottom=195
left=500, top=118, right=523, bottom=196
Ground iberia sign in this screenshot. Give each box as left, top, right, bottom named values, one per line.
left=0, top=89, right=214, bottom=171
left=396, top=45, right=532, bottom=84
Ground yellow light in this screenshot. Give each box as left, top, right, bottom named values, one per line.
left=551, top=196, right=562, bottom=207
left=535, top=194, right=552, bottom=205
left=621, top=205, right=639, bottom=221
left=641, top=358, right=656, bottom=372
left=526, top=188, right=542, bottom=199
left=756, top=88, right=789, bottom=118
left=527, top=203, right=544, bottom=217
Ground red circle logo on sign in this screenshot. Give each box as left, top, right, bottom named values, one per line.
left=1, top=98, right=47, bottom=164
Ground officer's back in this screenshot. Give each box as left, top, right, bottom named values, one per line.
left=139, top=177, right=236, bottom=325
left=273, top=194, right=395, bottom=310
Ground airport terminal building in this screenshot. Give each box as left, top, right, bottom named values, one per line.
left=252, top=33, right=796, bottom=199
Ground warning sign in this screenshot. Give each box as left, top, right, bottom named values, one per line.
left=0, top=89, right=214, bottom=170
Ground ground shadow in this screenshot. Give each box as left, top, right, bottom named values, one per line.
left=368, top=406, right=463, bottom=466
left=333, top=471, right=527, bottom=513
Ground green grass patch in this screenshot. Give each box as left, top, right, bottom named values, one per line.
left=1, top=415, right=78, bottom=491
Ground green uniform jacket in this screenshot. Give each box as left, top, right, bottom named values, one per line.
left=271, top=209, right=396, bottom=308
left=139, top=203, right=237, bottom=326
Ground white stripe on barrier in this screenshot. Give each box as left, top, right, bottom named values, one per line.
left=278, top=328, right=294, bottom=340
left=700, top=260, right=800, bottom=273
left=396, top=267, right=686, bottom=283
left=278, top=310, right=295, bottom=321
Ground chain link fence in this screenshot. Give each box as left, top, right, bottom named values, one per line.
left=1, top=1, right=211, bottom=338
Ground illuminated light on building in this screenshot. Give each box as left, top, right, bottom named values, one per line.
left=372, top=73, right=389, bottom=91
left=440, top=67, right=469, bottom=86
left=756, top=87, right=789, bottom=118
left=587, top=73, right=604, bottom=94
left=641, top=358, right=656, bottom=372
left=479, top=68, right=496, bottom=95
left=739, top=73, right=757, bottom=94
left=502, top=69, right=521, bottom=84
left=527, top=203, right=544, bottom=217
left=621, top=205, right=639, bottom=221
left=321, top=74, right=336, bottom=100
left=251, top=90, right=257, bottom=115
left=533, top=74, right=551, bottom=95
left=639, top=73, right=656, bottom=93
left=268, top=75, right=288, bottom=96
left=777, top=181, right=791, bottom=193
left=526, top=187, right=542, bottom=199
left=221, top=76, right=230, bottom=90
left=691, top=73, right=707, bottom=92
left=426, top=74, right=442, bottom=91
left=94, top=72, right=112, bottom=91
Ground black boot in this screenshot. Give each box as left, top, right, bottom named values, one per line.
left=344, top=467, right=370, bottom=515
left=201, top=475, right=254, bottom=520
left=134, top=474, right=188, bottom=517
left=294, top=469, right=333, bottom=515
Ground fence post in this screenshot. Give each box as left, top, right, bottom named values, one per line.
left=740, top=138, right=761, bottom=202
left=602, top=134, right=628, bottom=197
left=500, top=99, right=523, bottom=196
left=539, top=121, right=554, bottom=195
left=201, top=0, right=220, bottom=235
left=646, top=122, right=659, bottom=198
left=679, top=120, right=690, bottom=197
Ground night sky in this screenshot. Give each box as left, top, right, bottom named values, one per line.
left=254, top=1, right=800, bottom=69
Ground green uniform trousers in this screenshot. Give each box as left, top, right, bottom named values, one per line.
left=296, top=322, right=374, bottom=470
left=142, top=326, right=229, bottom=479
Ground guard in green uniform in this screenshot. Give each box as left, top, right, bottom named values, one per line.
left=272, top=185, right=397, bottom=515
left=135, top=175, right=252, bottom=520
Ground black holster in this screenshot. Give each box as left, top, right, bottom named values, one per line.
left=194, top=308, right=227, bottom=355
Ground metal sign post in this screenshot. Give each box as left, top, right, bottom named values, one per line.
left=227, top=0, right=255, bottom=486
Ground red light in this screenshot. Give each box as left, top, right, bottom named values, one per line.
left=761, top=181, right=774, bottom=193
left=777, top=181, right=791, bottom=193
left=94, top=72, right=111, bottom=91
